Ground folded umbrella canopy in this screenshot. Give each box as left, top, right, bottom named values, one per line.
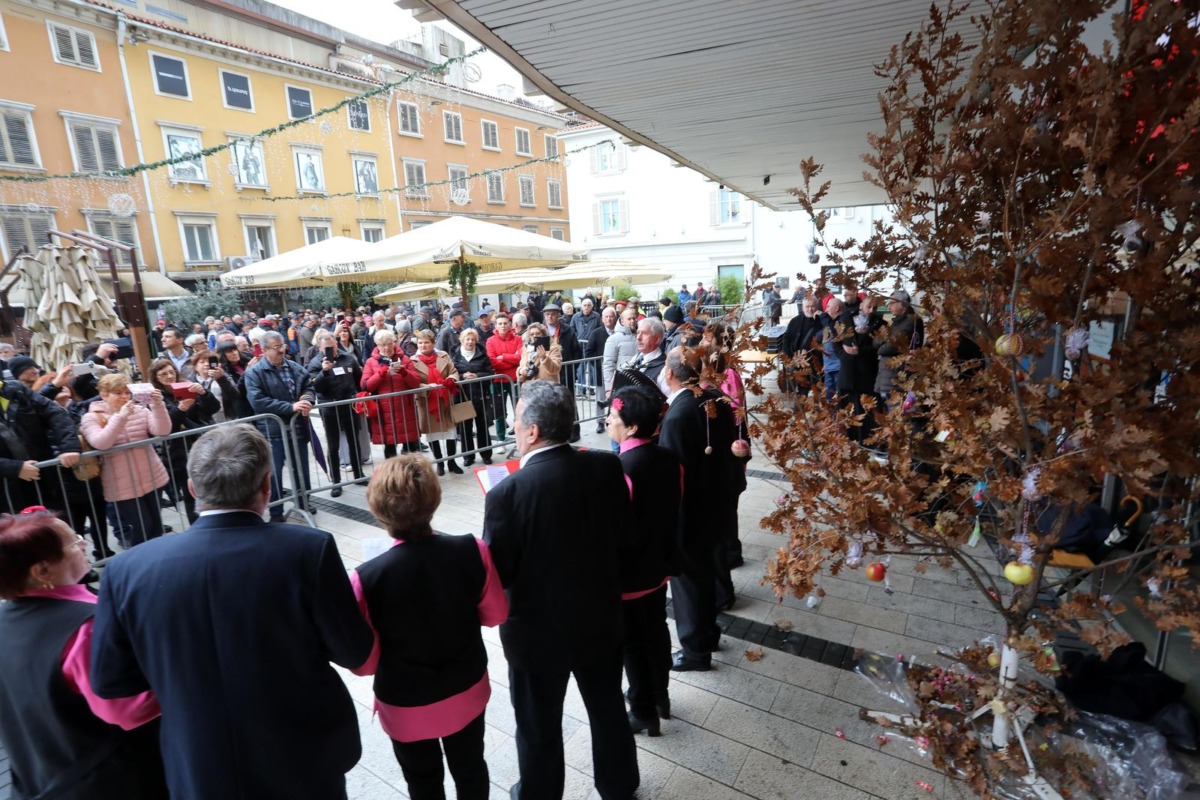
left=219, top=236, right=379, bottom=289
left=18, top=245, right=122, bottom=368
left=373, top=281, right=454, bottom=304
left=472, top=260, right=672, bottom=293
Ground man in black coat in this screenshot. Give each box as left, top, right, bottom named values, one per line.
left=483, top=381, right=639, bottom=800
left=90, top=424, right=373, bottom=800
left=659, top=347, right=742, bottom=671
left=0, top=379, right=81, bottom=515
left=627, top=318, right=667, bottom=388
left=542, top=303, right=583, bottom=442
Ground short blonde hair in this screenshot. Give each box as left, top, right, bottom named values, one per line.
left=414, top=329, right=436, bottom=343
left=96, top=373, right=130, bottom=395
left=524, top=323, right=547, bottom=340
left=366, top=455, right=441, bottom=540
left=459, top=328, right=479, bottom=344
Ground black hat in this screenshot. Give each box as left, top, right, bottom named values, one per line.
left=664, top=305, right=684, bottom=325
left=449, top=309, right=465, bottom=319
left=7, top=356, right=39, bottom=380
left=599, top=368, right=665, bottom=407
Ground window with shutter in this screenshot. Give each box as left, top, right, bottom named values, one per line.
left=544, top=135, right=559, bottom=159
left=0, top=212, right=53, bottom=260
left=518, top=175, right=535, bottom=207
left=87, top=217, right=136, bottom=265
left=49, top=23, right=99, bottom=69
left=398, top=103, right=420, bottom=135
left=70, top=122, right=122, bottom=173
left=486, top=172, right=504, bottom=203
left=0, top=109, right=38, bottom=168
left=403, top=160, right=427, bottom=197
left=550, top=227, right=565, bottom=241
left=481, top=120, right=499, bottom=150
left=598, top=199, right=622, bottom=235
left=347, top=100, right=370, bottom=132
left=515, top=128, right=531, bottom=155
left=547, top=180, right=563, bottom=209
left=443, top=112, right=464, bottom=143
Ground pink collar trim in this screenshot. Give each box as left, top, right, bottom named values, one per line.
left=619, top=437, right=652, bottom=454
left=23, top=584, right=97, bottom=603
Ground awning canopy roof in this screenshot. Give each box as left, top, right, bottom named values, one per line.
left=404, top=0, right=979, bottom=210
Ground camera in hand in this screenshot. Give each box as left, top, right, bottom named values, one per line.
left=324, top=346, right=336, bottom=361
left=208, top=356, right=219, bottom=371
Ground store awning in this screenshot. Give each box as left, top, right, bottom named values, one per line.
left=401, top=0, right=981, bottom=210
left=101, top=270, right=191, bottom=302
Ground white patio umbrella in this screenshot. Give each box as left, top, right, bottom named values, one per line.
left=472, top=260, right=672, bottom=293
left=17, top=245, right=122, bottom=368
left=358, top=216, right=589, bottom=284
left=373, top=281, right=453, bottom=304
left=219, top=236, right=379, bottom=289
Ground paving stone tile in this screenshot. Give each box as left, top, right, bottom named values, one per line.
left=813, top=595, right=909, bottom=634
left=705, top=697, right=822, bottom=767
left=849, top=626, right=951, bottom=663
left=762, top=603, right=859, bottom=646
left=911, top=577, right=987, bottom=607
left=671, top=662, right=783, bottom=710
left=666, top=679, right=720, bottom=726
left=865, top=587, right=959, bottom=624
left=904, top=615, right=991, bottom=650
left=952, top=604, right=1006, bottom=633
left=733, top=748, right=870, bottom=800
left=808, top=733, right=946, bottom=799
left=735, top=647, right=842, bottom=695
left=636, top=717, right=751, bottom=785
left=346, top=763, right=406, bottom=800
left=657, top=766, right=756, bottom=800
left=563, top=724, right=677, bottom=798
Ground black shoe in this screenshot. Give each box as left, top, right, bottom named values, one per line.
left=625, top=690, right=671, bottom=721
left=596, top=422, right=606, bottom=434
left=437, top=463, right=446, bottom=476
left=481, top=455, right=493, bottom=465
left=568, top=424, right=581, bottom=444
left=671, top=651, right=712, bottom=672
left=331, top=486, right=343, bottom=498
left=420, top=442, right=430, bottom=452
left=463, top=457, right=476, bottom=466
left=447, top=460, right=464, bottom=474
left=163, top=525, right=174, bottom=533
left=628, top=711, right=661, bottom=737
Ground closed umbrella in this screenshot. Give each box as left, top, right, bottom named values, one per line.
left=18, top=245, right=122, bottom=369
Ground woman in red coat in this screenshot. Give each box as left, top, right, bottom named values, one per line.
left=360, top=329, right=423, bottom=458
left=485, top=314, right=521, bottom=419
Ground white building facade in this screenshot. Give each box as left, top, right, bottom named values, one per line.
left=558, top=122, right=891, bottom=304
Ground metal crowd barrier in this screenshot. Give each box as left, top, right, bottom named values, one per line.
left=559, top=354, right=607, bottom=426
left=7, top=412, right=296, bottom=567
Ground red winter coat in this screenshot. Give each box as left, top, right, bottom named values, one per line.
left=360, top=349, right=422, bottom=445
left=487, top=330, right=522, bottom=382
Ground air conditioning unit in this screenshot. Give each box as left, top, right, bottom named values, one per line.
left=226, top=255, right=258, bottom=270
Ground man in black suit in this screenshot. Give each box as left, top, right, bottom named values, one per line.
left=659, top=346, right=741, bottom=671
left=90, top=424, right=373, bottom=800
left=483, top=381, right=639, bottom=800
left=625, top=318, right=667, bottom=389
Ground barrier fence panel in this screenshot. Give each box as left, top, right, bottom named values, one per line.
left=559, top=355, right=607, bottom=428
left=10, top=413, right=294, bottom=568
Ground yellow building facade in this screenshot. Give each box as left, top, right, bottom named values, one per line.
left=0, top=0, right=571, bottom=291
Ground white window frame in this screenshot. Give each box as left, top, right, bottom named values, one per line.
left=712, top=189, right=743, bottom=226
left=480, top=119, right=499, bottom=151
left=352, top=153, right=379, bottom=197
left=228, top=136, right=268, bottom=190
left=518, top=174, right=535, bottom=207
left=303, top=221, right=332, bottom=245
left=594, top=195, right=628, bottom=237
left=0, top=207, right=55, bottom=262
left=61, top=111, right=123, bottom=174
left=397, top=102, right=421, bottom=137
left=147, top=51, right=191, bottom=100
left=593, top=142, right=626, bottom=175
left=284, top=84, right=314, bottom=120
left=219, top=68, right=255, bottom=113
left=160, top=124, right=208, bottom=186
left=547, top=179, right=563, bottom=210
left=0, top=13, right=11, bottom=52
left=447, top=164, right=469, bottom=194
left=549, top=226, right=565, bottom=241
left=347, top=99, right=370, bottom=132
left=403, top=158, right=428, bottom=198
left=442, top=110, right=464, bottom=144
left=514, top=127, right=531, bottom=156
left=485, top=171, right=504, bottom=204
left=359, top=221, right=385, bottom=242
left=241, top=217, right=276, bottom=261
left=176, top=214, right=220, bottom=265
left=85, top=212, right=139, bottom=266
left=409, top=220, right=432, bottom=230
left=46, top=21, right=99, bottom=71
left=0, top=101, right=42, bottom=171
left=522, top=224, right=539, bottom=235
left=544, top=134, right=559, bottom=159
left=292, top=145, right=326, bottom=194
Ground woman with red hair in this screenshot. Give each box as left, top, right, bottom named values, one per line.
left=0, top=511, right=166, bottom=799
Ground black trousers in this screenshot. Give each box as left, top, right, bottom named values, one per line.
left=671, top=538, right=719, bottom=661
left=508, top=650, right=639, bottom=800
left=622, top=585, right=670, bottom=720
left=383, top=441, right=422, bottom=459
left=390, top=711, right=489, bottom=800
left=456, top=397, right=492, bottom=461
left=321, top=404, right=364, bottom=483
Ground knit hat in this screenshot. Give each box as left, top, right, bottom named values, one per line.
left=664, top=305, right=684, bottom=325
left=7, top=356, right=40, bottom=381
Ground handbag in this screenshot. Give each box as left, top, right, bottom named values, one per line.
left=450, top=400, right=477, bottom=424
left=73, top=435, right=101, bottom=481
left=352, top=391, right=377, bottom=418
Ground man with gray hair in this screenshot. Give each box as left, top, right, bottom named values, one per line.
left=483, top=381, right=638, bottom=799
left=243, top=330, right=317, bottom=522
left=626, top=317, right=667, bottom=389
left=91, top=423, right=373, bottom=799
left=511, top=312, right=528, bottom=336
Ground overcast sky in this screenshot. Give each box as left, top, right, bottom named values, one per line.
left=271, top=0, right=527, bottom=95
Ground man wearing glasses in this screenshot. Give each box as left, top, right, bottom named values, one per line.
left=243, top=331, right=316, bottom=522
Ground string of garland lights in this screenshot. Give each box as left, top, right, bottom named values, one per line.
left=0, top=46, right=486, bottom=185
left=256, top=139, right=617, bottom=204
